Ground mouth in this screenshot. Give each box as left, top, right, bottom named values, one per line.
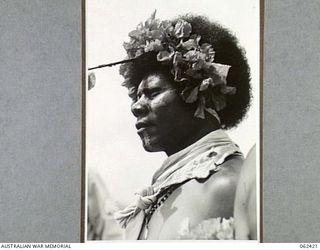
left=135, top=121, right=153, bottom=134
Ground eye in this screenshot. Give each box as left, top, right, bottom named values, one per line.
left=149, top=91, right=160, bottom=98
left=145, top=88, right=162, bottom=98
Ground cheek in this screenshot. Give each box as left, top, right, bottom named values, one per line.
left=151, top=93, right=185, bottom=112
left=152, top=94, right=176, bottom=106
left=151, top=99, right=178, bottom=121
left=151, top=100, right=194, bottom=130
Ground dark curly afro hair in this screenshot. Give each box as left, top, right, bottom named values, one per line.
left=119, top=14, right=251, bottom=129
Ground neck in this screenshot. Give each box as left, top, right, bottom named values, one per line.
left=165, top=122, right=220, bottom=156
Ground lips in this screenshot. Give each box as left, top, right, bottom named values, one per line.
left=135, top=120, right=153, bottom=133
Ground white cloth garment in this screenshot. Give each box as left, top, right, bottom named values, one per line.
left=114, top=129, right=243, bottom=240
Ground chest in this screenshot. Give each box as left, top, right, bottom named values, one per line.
left=139, top=179, right=215, bottom=240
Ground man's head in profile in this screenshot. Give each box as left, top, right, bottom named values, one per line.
left=120, top=14, right=251, bottom=156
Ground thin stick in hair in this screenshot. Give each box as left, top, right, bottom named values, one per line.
left=88, top=57, right=137, bottom=71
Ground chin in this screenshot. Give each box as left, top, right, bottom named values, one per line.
left=141, top=138, right=163, bottom=153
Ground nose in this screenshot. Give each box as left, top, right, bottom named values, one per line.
left=131, top=96, right=149, bottom=117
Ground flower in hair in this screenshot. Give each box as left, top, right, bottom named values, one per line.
left=122, top=10, right=236, bottom=120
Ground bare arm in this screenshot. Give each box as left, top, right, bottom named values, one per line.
left=234, top=145, right=257, bottom=240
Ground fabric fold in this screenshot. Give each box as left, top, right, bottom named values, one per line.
left=114, top=129, right=243, bottom=240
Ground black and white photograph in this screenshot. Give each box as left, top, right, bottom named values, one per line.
left=87, top=0, right=259, bottom=241
left=3, top=0, right=320, bottom=245
left=4, top=0, right=320, bottom=245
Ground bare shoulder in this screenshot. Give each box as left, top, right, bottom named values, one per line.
left=198, top=156, right=244, bottom=218
left=204, top=156, right=243, bottom=194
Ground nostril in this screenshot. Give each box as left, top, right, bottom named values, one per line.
left=131, top=100, right=148, bottom=117
left=131, top=103, right=139, bottom=116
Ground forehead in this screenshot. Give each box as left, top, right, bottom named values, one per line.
left=137, top=73, right=173, bottom=92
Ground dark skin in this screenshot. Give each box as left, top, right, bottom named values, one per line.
left=131, top=72, right=220, bottom=156
left=130, top=72, right=243, bottom=239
